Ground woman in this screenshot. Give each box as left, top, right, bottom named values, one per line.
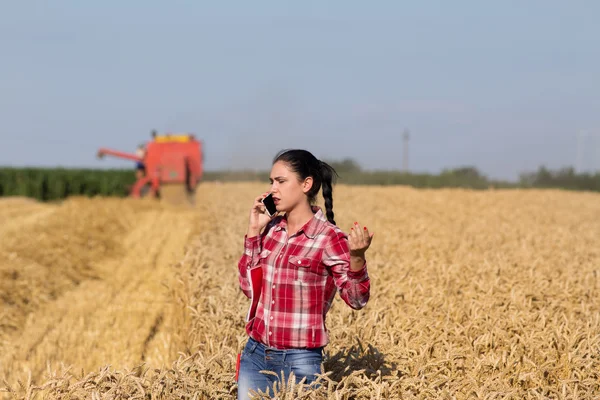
left=236, top=149, right=374, bottom=399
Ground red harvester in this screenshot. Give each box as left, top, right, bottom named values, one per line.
left=97, top=132, right=203, bottom=204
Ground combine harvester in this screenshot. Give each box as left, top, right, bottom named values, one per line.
left=97, top=132, right=203, bottom=205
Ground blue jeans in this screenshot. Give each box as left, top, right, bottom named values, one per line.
left=237, top=337, right=323, bottom=399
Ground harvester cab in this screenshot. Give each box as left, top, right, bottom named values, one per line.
left=97, top=132, right=203, bottom=205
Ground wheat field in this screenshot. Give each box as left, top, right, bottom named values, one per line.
left=1, top=183, right=599, bottom=399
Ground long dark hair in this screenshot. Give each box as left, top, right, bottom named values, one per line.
left=273, top=149, right=339, bottom=225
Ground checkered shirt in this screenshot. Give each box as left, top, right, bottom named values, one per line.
left=238, top=206, right=370, bottom=349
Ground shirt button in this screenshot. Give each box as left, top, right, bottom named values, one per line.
left=298, top=260, right=301, bottom=264
left=270, top=316, right=273, bottom=320
left=272, top=285, right=276, bottom=289
left=269, top=331, right=272, bottom=335
left=272, top=300, right=275, bottom=304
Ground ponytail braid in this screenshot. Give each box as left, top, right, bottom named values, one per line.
left=319, top=160, right=338, bottom=225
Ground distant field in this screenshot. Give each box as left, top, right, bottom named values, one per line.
left=2, top=166, right=599, bottom=203
left=1, top=183, right=599, bottom=399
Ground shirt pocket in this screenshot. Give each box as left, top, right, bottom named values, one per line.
left=258, top=249, right=271, bottom=265
left=289, top=255, right=324, bottom=284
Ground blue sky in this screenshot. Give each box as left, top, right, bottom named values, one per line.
left=1, top=1, right=598, bottom=181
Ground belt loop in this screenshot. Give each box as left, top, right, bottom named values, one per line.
left=248, top=337, right=259, bottom=354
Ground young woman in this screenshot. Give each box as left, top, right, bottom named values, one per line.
left=236, top=149, right=374, bottom=399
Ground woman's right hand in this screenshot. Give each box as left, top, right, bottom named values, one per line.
left=247, top=192, right=274, bottom=238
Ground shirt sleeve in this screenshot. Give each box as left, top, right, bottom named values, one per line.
left=322, top=231, right=370, bottom=310
left=238, top=234, right=262, bottom=298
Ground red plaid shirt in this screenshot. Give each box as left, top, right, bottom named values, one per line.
left=238, top=206, right=370, bottom=349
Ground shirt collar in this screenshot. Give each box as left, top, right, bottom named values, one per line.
left=274, top=206, right=327, bottom=239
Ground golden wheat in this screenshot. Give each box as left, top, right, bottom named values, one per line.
left=0, top=196, right=196, bottom=387
left=1, top=183, right=599, bottom=399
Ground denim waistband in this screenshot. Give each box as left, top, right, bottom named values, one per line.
left=247, top=337, right=323, bottom=355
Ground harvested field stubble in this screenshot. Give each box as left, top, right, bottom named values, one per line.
left=1, top=184, right=600, bottom=399
left=0, top=197, right=139, bottom=344
left=0, top=196, right=195, bottom=391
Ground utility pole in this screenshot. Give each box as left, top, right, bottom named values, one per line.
left=576, top=130, right=587, bottom=174
left=402, top=129, right=410, bottom=172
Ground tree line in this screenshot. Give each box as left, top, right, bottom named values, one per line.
left=0, top=161, right=599, bottom=201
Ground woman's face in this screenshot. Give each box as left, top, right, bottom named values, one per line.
left=269, top=161, right=312, bottom=213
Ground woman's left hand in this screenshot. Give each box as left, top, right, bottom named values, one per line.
left=348, top=222, right=374, bottom=258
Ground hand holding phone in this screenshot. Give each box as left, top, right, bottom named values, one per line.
left=247, top=192, right=278, bottom=238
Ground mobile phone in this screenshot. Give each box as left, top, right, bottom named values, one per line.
left=262, top=193, right=278, bottom=217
